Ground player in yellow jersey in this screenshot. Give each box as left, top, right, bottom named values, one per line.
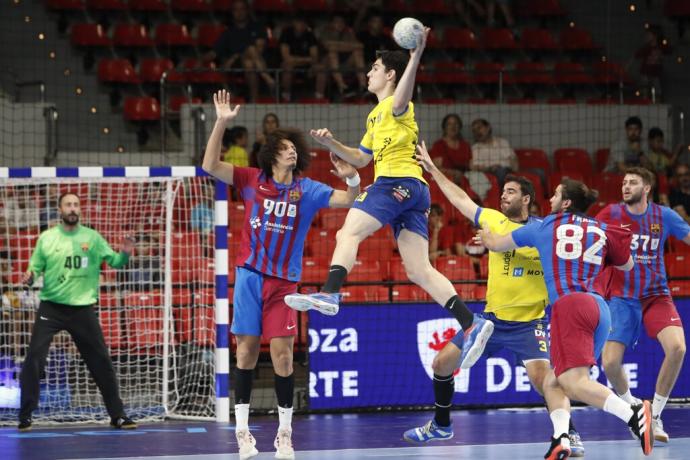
left=402, top=142, right=585, bottom=458
left=285, top=28, right=494, bottom=370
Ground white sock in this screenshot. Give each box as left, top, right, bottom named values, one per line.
left=549, top=408, right=570, bottom=438
left=618, top=389, right=635, bottom=404
left=653, top=393, right=669, bottom=418
left=235, top=403, right=250, bottom=431
left=278, top=406, right=293, bottom=431
left=603, top=394, right=634, bottom=423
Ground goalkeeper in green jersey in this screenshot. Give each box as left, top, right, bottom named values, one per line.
left=18, top=193, right=137, bottom=431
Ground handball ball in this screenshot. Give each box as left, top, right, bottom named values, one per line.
left=393, top=17, right=424, bottom=50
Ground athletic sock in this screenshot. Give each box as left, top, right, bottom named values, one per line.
left=235, top=368, right=254, bottom=405
left=603, top=393, right=634, bottom=423
left=323, top=265, right=348, bottom=293
left=619, top=389, right=635, bottom=404
left=275, top=373, right=295, bottom=408
left=550, top=408, right=570, bottom=438
left=652, top=392, right=669, bottom=418
left=444, top=295, right=474, bottom=331
left=235, top=403, right=250, bottom=431
left=433, top=374, right=454, bottom=427
left=278, top=406, right=293, bottom=432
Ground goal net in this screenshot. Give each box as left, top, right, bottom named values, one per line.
left=0, top=169, right=221, bottom=425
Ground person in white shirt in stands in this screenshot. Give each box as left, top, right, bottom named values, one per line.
left=469, top=118, right=517, bottom=186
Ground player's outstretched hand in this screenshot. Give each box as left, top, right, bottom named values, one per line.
left=477, top=226, right=498, bottom=251
left=310, top=128, right=334, bottom=147
left=415, top=141, right=436, bottom=172
left=410, top=27, right=430, bottom=58
left=213, top=89, right=241, bottom=124
left=122, top=234, right=136, bottom=255
left=330, top=152, right=358, bottom=180
left=22, top=271, right=34, bottom=287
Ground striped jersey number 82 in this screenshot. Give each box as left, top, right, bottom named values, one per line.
left=555, top=224, right=607, bottom=265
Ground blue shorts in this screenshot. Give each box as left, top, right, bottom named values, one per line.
left=607, top=297, right=642, bottom=349
left=451, top=312, right=550, bottom=365
left=231, top=267, right=298, bottom=339
left=353, top=177, right=430, bottom=239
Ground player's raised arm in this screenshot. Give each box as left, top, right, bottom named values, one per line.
left=392, top=27, right=429, bottom=114
left=327, top=153, right=361, bottom=208
left=416, top=141, right=479, bottom=220
left=478, top=227, right=518, bottom=252
left=310, top=128, right=371, bottom=168
left=202, top=90, right=241, bottom=184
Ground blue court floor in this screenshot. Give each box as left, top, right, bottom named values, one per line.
left=2, top=406, right=689, bottom=460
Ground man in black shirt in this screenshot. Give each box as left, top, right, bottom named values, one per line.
left=356, top=13, right=395, bottom=64
left=670, top=163, right=690, bottom=224
left=279, top=18, right=326, bottom=102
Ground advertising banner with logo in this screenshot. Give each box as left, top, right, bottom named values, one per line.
left=308, top=300, right=690, bottom=410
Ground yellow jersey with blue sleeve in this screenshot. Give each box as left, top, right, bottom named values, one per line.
left=359, top=96, right=426, bottom=184
left=474, top=207, right=548, bottom=322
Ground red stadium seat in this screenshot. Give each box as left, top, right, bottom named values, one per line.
left=341, top=286, right=389, bottom=302
left=139, top=58, right=175, bottom=83
left=515, top=148, right=551, bottom=172
left=454, top=283, right=480, bottom=300
left=515, top=171, right=545, bottom=198
left=171, top=0, right=212, bottom=12
left=521, top=28, right=559, bottom=51
left=595, top=148, right=610, bottom=171
left=514, top=61, right=553, bottom=85
left=444, top=27, right=479, bottom=50
left=435, top=61, right=472, bottom=85
left=547, top=97, right=577, bottom=104
left=319, top=208, right=349, bottom=230
left=587, top=200, right=608, bottom=217
left=592, top=172, right=623, bottom=202
left=435, top=256, right=476, bottom=281
left=388, top=257, right=408, bottom=281
left=592, top=61, right=632, bottom=85
left=553, top=148, right=592, bottom=175
left=520, top=0, right=566, bottom=17
left=253, top=0, right=292, bottom=13
left=129, top=0, right=167, bottom=11
left=391, top=285, right=429, bottom=301
left=182, top=58, right=227, bottom=84
left=197, top=23, right=227, bottom=48
left=123, top=97, right=161, bottom=121
left=172, top=288, right=193, bottom=306
left=474, top=284, right=488, bottom=300
left=306, top=230, right=336, bottom=259
left=383, top=0, right=412, bottom=14
left=302, top=257, right=328, bottom=283
left=358, top=230, right=396, bottom=261
left=98, top=292, right=120, bottom=308
left=478, top=256, right=489, bottom=278
left=548, top=170, right=586, bottom=192
left=669, top=281, right=690, bottom=296
left=560, top=27, right=597, bottom=51
left=87, top=0, right=127, bottom=10
left=155, top=23, right=196, bottom=46
left=71, top=23, right=112, bottom=47
left=473, top=62, right=513, bottom=85
left=99, top=310, right=123, bottom=350
left=98, top=58, right=140, bottom=84
left=553, top=62, right=594, bottom=85
left=668, top=237, right=690, bottom=253
left=168, top=95, right=202, bottom=112
left=665, top=253, right=690, bottom=278
left=482, top=28, right=519, bottom=51
left=413, top=0, right=452, bottom=14
left=113, top=23, right=155, bottom=47
left=125, top=307, right=164, bottom=351
left=349, top=259, right=385, bottom=282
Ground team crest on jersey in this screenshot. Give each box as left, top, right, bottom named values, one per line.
left=392, top=185, right=410, bottom=202
left=288, top=189, right=301, bottom=202
left=651, top=223, right=661, bottom=233
left=81, top=243, right=89, bottom=252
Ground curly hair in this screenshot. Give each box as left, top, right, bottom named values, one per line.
left=256, top=128, right=311, bottom=177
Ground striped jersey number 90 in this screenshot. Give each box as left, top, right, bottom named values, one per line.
left=555, top=224, right=607, bottom=265
left=263, top=199, right=297, bottom=218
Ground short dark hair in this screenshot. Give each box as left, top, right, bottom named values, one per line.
left=560, top=179, right=598, bottom=213
left=58, top=192, right=79, bottom=207
left=430, top=203, right=444, bottom=215
left=441, top=113, right=462, bottom=133
left=504, top=174, right=535, bottom=207
left=256, top=128, right=311, bottom=178
left=222, top=126, right=248, bottom=148
left=625, top=166, right=655, bottom=187
left=625, top=116, right=643, bottom=129
left=375, top=50, right=409, bottom=85
left=648, top=127, right=664, bottom=140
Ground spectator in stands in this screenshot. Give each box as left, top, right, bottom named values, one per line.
left=606, top=116, right=648, bottom=173
left=2, top=188, right=40, bottom=235
left=356, top=12, right=395, bottom=62
left=279, top=17, right=327, bottom=102
left=646, top=127, right=675, bottom=176
left=222, top=126, right=249, bottom=167
left=209, top=0, right=275, bottom=102
left=673, top=144, right=690, bottom=168
left=428, top=204, right=454, bottom=261
left=332, top=0, right=383, bottom=38
left=430, top=114, right=472, bottom=183
left=469, top=118, right=517, bottom=185
left=634, top=26, right=665, bottom=100
left=529, top=200, right=542, bottom=217
left=250, top=113, right=280, bottom=167
left=670, top=164, right=690, bottom=224
left=319, top=15, right=367, bottom=98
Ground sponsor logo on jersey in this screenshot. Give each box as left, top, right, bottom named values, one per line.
left=513, top=267, right=524, bottom=277
left=249, top=216, right=262, bottom=229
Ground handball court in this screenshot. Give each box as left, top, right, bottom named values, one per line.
left=2, top=406, right=689, bottom=460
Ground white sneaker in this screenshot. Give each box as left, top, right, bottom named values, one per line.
left=653, top=416, right=669, bottom=443
left=236, top=429, right=259, bottom=460
left=274, top=428, right=295, bottom=459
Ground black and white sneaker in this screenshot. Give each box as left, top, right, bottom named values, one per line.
left=110, top=415, right=137, bottom=429
left=628, top=401, right=654, bottom=455
left=17, top=418, right=32, bottom=431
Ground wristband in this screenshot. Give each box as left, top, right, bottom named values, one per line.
left=345, top=174, right=361, bottom=187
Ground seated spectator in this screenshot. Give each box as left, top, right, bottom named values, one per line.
left=222, top=126, right=249, bottom=166
left=673, top=144, right=690, bottom=168
left=428, top=204, right=454, bottom=261
left=634, top=26, right=665, bottom=100
left=606, top=116, right=648, bottom=173
left=250, top=112, right=280, bottom=167
left=279, top=17, right=326, bottom=102
left=356, top=12, right=395, bottom=62
left=430, top=114, right=472, bottom=183
left=529, top=200, right=542, bottom=217
left=208, top=0, right=274, bottom=102
left=647, top=127, right=674, bottom=175
left=319, top=15, right=367, bottom=98
left=469, top=118, right=517, bottom=185
left=670, top=164, right=690, bottom=224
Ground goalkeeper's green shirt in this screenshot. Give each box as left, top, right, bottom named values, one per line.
left=28, top=224, right=129, bottom=306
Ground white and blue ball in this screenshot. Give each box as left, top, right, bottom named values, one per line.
left=392, top=17, right=424, bottom=50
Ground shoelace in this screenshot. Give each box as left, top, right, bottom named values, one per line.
left=237, top=431, right=254, bottom=445
left=418, top=421, right=435, bottom=437
left=569, top=432, right=581, bottom=443
left=277, top=431, right=293, bottom=449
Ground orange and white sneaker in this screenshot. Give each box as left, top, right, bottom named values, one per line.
left=274, top=428, right=295, bottom=459
left=628, top=401, right=654, bottom=455
left=236, top=429, right=259, bottom=460
left=544, top=433, right=571, bottom=460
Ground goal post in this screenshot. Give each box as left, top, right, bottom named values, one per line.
left=0, top=166, right=229, bottom=425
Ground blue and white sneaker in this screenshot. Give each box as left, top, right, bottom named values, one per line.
left=568, top=429, right=585, bottom=457
left=284, top=292, right=342, bottom=316
left=403, top=419, right=453, bottom=444
left=459, top=315, right=494, bottom=369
